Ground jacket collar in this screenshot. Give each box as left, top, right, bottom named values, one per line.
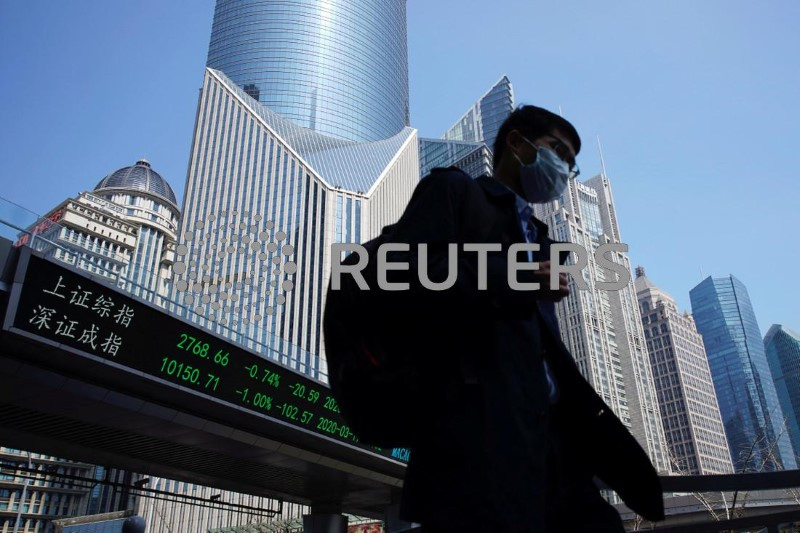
left=476, top=175, right=553, bottom=239
left=476, top=175, right=516, bottom=201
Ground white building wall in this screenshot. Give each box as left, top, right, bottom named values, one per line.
left=636, top=273, right=734, bottom=474
left=179, top=69, right=419, bottom=383
left=534, top=174, right=671, bottom=473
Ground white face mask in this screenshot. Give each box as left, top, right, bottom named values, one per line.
left=512, top=138, right=570, bottom=203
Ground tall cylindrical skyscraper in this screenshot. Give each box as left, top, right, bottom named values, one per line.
left=207, top=0, right=409, bottom=143
left=179, top=0, right=419, bottom=378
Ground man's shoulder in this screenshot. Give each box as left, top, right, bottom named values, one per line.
left=422, top=166, right=474, bottom=186
left=420, top=167, right=493, bottom=198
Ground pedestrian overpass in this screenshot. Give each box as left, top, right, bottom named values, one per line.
left=6, top=209, right=800, bottom=533
left=0, top=237, right=407, bottom=521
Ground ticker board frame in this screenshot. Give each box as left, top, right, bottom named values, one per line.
left=1, top=247, right=408, bottom=473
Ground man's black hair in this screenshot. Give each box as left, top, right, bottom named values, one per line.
left=492, top=105, right=581, bottom=169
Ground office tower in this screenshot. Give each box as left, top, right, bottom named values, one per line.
left=764, top=324, right=800, bottom=462
left=206, top=0, right=409, bottom=143
left=419, top=139, right=491, bottom=179
left=178, top=0, right=419, bottom=380
left=19, top=159, right=180, bottom=304
left=533, top=174, right=671, bottom=473
left=420, top=75, right=514, bottom=178
left=634, top=267, right=733, bottom=474
left=690, top=276, right=797, bottom=471
left=443, top=75, right=514, bottom=152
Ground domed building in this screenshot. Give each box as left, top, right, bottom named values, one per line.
left=14, top=161, right=314, bottom=533
left=33, top=159, right=180, bottom=302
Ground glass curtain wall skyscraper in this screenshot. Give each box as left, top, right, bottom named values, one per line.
left=206, top=0, right=409, bottom=143
left=443, top=75, right=514, bottom=152
left=764, top=324, right=800, bottom=462
left=179, top=1, right=419, bottom=381
left=419, top=139, right=491, bottom=179
left=420, top=75, right=514, bottom=178
left=690, top=275, right=797, bottom=471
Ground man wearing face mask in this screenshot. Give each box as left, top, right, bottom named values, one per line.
left=379, top=105, right=664, bottom=531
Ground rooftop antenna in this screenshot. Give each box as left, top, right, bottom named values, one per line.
left=597, top=135, right=608, bottom=178
left=558, top=105, right=564, bottom=117
left=700, top=265, right=705, bottom=279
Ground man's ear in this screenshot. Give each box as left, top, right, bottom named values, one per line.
left=506, top=129, right=524, bottom=153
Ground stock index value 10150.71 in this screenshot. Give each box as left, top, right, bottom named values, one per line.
left=9, top=254, right=408, bottom=460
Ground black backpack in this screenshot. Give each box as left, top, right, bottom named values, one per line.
left=322, top=224, right=431, bottom=449
left=322, top=168, right=489, bottom=448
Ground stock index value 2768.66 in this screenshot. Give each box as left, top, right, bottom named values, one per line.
left=9, top=254, right=407, bottom=460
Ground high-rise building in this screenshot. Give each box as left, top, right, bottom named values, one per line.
left=178, top=0, right=419, bottom=380
left=443, top=75, right=514, bottom=152
left=206, top=0, right=409, bottom=143
left=533, top=173, right=671, bottom=473
left=690, top=276, right=797, bottom=471
left=764, top=324, right=800, bottom=463
left=419, top=138, right=491, bottom=179
left=420, top=75, right=514, bottom=178
left=177, top=68, right=418, bottom=380
left=634, top=267, right=733, bottom=474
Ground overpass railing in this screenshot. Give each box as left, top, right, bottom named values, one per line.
left=0, top=195, right=327, bottom=384
left=618, top=471, right=800, bottom=532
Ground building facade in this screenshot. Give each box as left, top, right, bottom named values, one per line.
left=634, top=267, right=733, bottom=474
left=177, top=0, right=419, bottom=380
left=176, top=66, right=418, bottom=381
left=764, top=324, right=800, bottom=463
left=690, top=275, right=797, bottom=471
left=533, top=174, right=671, bottom=473
left=92, top=161, right=180, bottom=300
left=442, top=75, right=514, bottom=153
left=0, top=449, right=98, bottom=533
left=7, top=160, right=311, bottom=533
left=206, top=0, right=409, bottom=143
left=419, top=75, right=514, bottom=178
left=135, top=478, right=308, bottom=533
left=419, top=138, right=491, bottom=179
left=21, top=159, right=180, bottom=305
left=0, top=448, right=309, bottom=533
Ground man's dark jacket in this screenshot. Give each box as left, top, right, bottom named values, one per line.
left=340, top=168, right=664, bottom=527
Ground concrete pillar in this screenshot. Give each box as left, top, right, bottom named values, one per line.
left=301, top=513, right=347, bottom=533
left=303, top=503, right=347, bottom=533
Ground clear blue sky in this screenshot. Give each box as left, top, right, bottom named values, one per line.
left=1, top=0, right=797, bottom=334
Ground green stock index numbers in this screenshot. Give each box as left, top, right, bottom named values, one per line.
left=7, top=254, right=408, bottom=463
